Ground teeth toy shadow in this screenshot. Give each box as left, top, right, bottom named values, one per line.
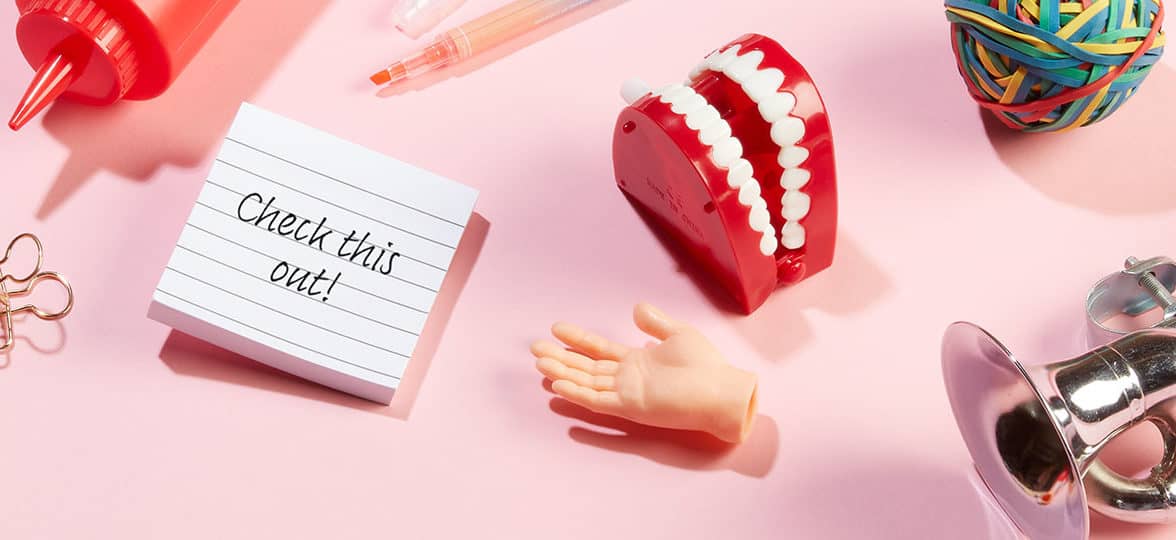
left=624, top=196, right=746, bottom=314
left=628, top=196, right=890, bottom=362
left=732, top=235, right=889, bottom=362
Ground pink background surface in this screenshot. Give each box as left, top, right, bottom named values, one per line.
left=1, top=0, right=1174, bottom=538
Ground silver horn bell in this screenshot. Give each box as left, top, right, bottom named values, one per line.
left=943, top=256, right=1176, bottom=539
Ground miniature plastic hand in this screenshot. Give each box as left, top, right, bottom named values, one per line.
left=532, top=303, right=758, bottom=444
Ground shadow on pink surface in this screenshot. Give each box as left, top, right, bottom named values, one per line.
left=628, top=196, right=890, bottom=353
left=981, top=63, right=1176, bottom=216
left=733, top=235, right=889, bottom=361
left=374, top=0, right=629, bottom=97
left=786, top=460, right=1019, bottom=539
left=0, top=314, right=66, bottom=370
left=32, top=0, right=331, bottom=220
left=157, top=213, right=489, bottom=419
left=546, top=392, right=778, bottom=478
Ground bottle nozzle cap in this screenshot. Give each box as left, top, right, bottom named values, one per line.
left=9, top=53, right=75, bottom=131
left=391, top=0, right=467, bottom=38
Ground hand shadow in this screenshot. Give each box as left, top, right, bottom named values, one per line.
left=0, top=313, right=68, bottom=369
left=546, top=388, right=778, bottom=478
left=375, top=0, right=630, bottom=97
left=981, top=62, right=1176, bottom=216
left=34, top=0, right=332, bottom=220
left=159, top=213, right=489, bottom=418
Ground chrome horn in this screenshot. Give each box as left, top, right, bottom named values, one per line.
left=943, top=256, right=1176, bottom=539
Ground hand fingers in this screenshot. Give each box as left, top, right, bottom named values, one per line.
left=536, top=357, right=616, bottom=390
left=531, top=340, right=593, bottom=370
left=530, top=341, right=620, bottom=375
left=551, top=322, right=631, bottom=361
left=551, top=380, right=623, bottom=414
left=633, top=303, right=690, bottom=340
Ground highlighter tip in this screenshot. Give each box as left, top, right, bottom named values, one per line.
left=370, top=70, right=392, bottom=85
left=370, top=62, right=411, bottom=87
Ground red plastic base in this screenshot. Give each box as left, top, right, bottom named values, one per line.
left=612, top=34, right=838, bottom=314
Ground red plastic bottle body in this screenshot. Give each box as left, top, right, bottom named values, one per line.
left=10, top=0, right=239, bottom=129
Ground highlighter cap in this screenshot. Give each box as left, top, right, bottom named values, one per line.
left=391, top=0, right=466, bottom=38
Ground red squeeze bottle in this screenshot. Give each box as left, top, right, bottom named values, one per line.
left=9, top=0, right=240, bottom=130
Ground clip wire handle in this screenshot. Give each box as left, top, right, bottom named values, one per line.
left=0, top=233, right=74, bottom=354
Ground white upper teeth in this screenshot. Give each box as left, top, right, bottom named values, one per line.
left=707, top=45, right=742, bottom=71
left=693, top=45, right=814, bottom=251
left=745, top=68, right=785, bottom=102
left=726, top=50, right=764, bottom=81
left=759, top=92, right=797, bottom=123
left=648, top=84, right=777, bottom=256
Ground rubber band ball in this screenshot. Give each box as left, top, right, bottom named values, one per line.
left=945, top=0, right=1166, bottom=132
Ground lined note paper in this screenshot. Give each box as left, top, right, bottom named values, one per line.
left=149, top=103, right=479, bottom=403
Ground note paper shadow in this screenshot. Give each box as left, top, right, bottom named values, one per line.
left=158, top=213, right=490, bottom=419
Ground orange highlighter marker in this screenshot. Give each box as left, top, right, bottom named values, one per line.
left=370, top=0, right=598, bottom=86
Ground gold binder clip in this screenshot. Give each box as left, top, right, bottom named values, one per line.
left=0, top=233, right=74, bottom=353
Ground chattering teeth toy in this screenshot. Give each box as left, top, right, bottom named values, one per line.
left=613, top=34, right=837, bottom=314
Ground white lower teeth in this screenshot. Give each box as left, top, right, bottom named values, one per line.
left=749, top=205, right=771, bottom=232
left=727, top=158, right=753, bottom=189
left=662, top=85, right=692, bottom=104
left=760, top=233, right=778, bottom=255
left=672, top=93, right=707, bottom=115
left=699, top=120, right=732, bottom=146
left=644, top=50, right=791, bottom=258
left=738, top=175, right=762, bottom=204
left=711, top=137, right=743, bottom=168
left=686, top=107, right=720, bottom=130
left=781, top=191, right=811, bottom=221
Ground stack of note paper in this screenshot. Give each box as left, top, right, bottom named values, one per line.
left=150, top=103, right=479, bottom=403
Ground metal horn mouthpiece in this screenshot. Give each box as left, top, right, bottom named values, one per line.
left=943, top=256, right=1176, bottom=539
